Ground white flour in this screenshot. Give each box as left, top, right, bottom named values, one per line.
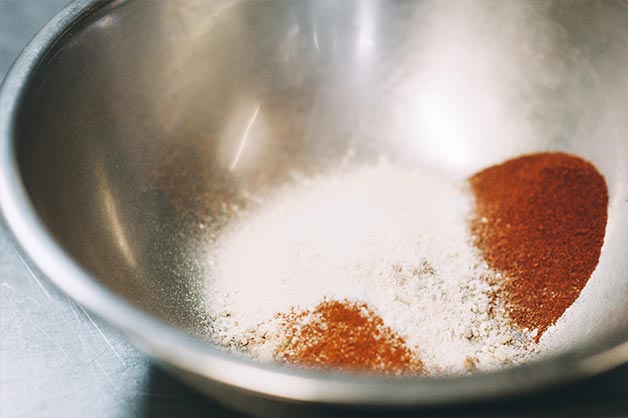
left=205, top=160, right=537, bottom=374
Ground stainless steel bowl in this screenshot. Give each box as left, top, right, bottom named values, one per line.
left=2, top=0, right=628, bottom=414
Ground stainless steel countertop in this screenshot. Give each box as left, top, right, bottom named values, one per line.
left=0, top=1, right=626, bottom=417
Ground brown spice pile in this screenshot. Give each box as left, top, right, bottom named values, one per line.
left=469, top=152, right=608, bottom=338
left=275, top=299, right=423, bottom=375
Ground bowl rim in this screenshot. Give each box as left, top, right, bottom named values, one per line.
left=1, top=0, right=627, bottom=407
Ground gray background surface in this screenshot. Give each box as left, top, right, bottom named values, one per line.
left=0, top=1, right=626, bottom=417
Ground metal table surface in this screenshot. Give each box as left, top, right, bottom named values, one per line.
left=0, top=1, right=626, bottom=417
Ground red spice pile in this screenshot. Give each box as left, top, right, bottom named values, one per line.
left=276, top=299, right=423, bottom=375
left=469, top=152, right=608, bottom=338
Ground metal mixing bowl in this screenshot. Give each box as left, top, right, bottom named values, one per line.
left=2, top=0, right=628, bottom=414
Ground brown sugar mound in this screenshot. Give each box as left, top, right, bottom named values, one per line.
left=469, top=152, right=608, bottom=339
left=276, top=299, right=423, bottom=375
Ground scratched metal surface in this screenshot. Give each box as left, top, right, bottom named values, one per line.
left=0, top=1, right=626, bottom=418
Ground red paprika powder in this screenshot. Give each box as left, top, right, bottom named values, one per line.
left=469, top=152, right=608, bottom=339
left=276, top=299, right=423, bottom=375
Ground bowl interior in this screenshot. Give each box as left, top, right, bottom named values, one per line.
left=10, top=0, right=628, bottom=369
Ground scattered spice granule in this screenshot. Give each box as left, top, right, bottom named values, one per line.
left=275, top=299, right=423, bottom=375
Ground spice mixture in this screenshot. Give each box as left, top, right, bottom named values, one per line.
left=204, top=152, right=608, bottom=375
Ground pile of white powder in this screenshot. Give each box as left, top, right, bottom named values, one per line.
left=205, top=160, right=538, bottom=374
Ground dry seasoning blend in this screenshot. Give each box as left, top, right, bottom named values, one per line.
left=207, top=160, right=537, bottom=375
left=469, top=152, right=608, bottom=338
left=206, top=153, right=608, bottom=375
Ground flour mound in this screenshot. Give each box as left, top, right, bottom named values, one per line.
left=205, top=160, right=536, bottom=374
